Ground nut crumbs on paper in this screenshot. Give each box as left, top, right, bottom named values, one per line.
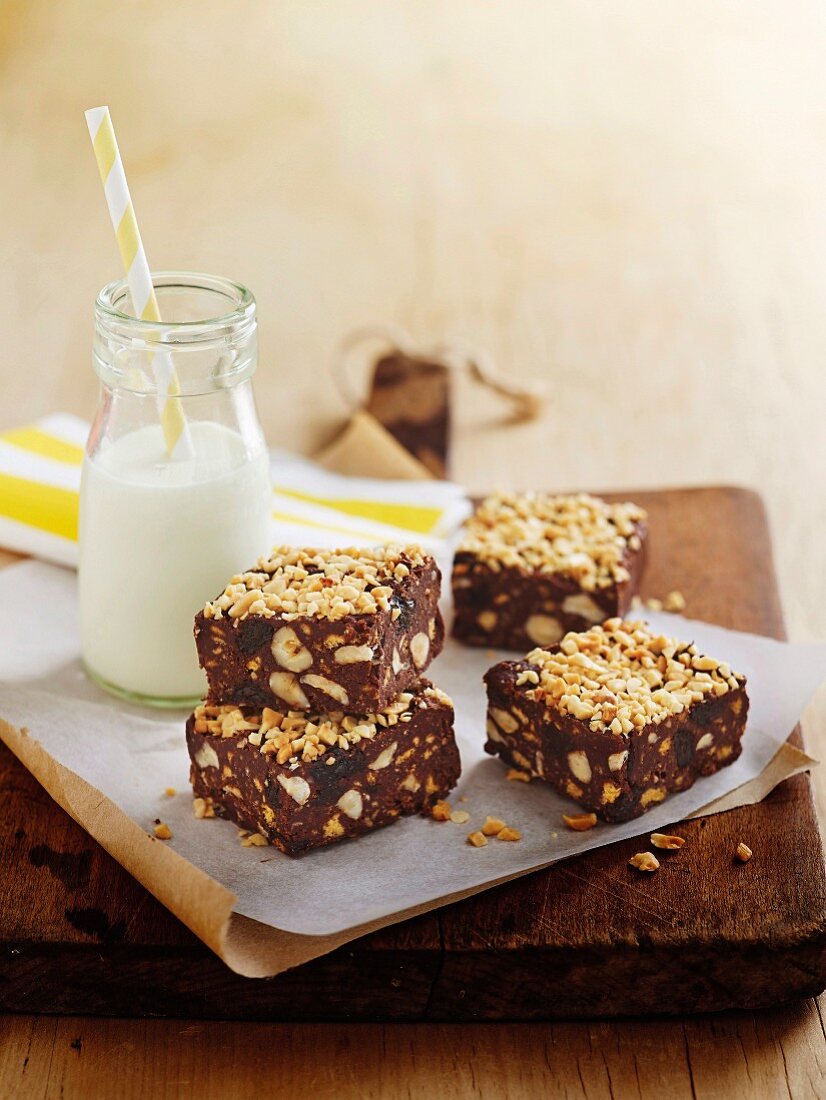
left=153, top=822, right=172, bottom=840
left=563, top=812, right=598, bottom=831
left=467, top=831, right=488, bottom=847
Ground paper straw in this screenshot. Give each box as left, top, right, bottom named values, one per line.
left=84, top=106, right=191, bottom=458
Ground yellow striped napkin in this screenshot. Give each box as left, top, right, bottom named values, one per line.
left=0, top=415, right=471, bottom=567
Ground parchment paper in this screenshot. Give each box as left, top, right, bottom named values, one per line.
left=0, top=560, right=822, bottom=975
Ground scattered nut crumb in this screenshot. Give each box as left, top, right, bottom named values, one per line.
left=735, top=842, right=752, bottom=863
left=629, top=851, right=659, bottom=872
left=664, top=590, right=686, bottom=612
left=644, top=597, right=663, bottom=611
left=450, top=809, right=471, bottom=824
left=241, top=832, right=269, bottom=848
left=431, top=800, right=452, bottom=822
left=631, top=595, right=643, bottom=609
left=481, top=816, right=507, bottom=837
left=650, top=832, right=685, bottom=850
left=153, top=822, right=172, bottom=840
left=497, top=827, right=522, bottom=842
left=563, top=812, right=598, bottom=832
left=164, top=787, right=177, bottom=797
left=551, top=831, right=558, bottom=839
left=467, top=831, right=488, bottom=847
left=507, top=769, right=532, bottom=783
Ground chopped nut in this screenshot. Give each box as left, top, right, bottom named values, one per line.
left=410, top=632, right=430, bottom=669
left=271, top=626, right=314, bottom=672
left=525, top=614, right=563, bottom=647
left=650, top=832, right=685, bottom=850
left=629, top=851, right=659, bottom=872
left=497, top=827, right=522, bottom=842
left=163, top=787, right=177, bottom=797
left=562, top=812, right=598, bottom=831
left=506, top=768, right=532, bottom=783
left=481, top=816, right=507, bottom=836
left=467, top=831, right=488, bottom=848
left=203, top=545, right=431, bottom=622
left=431, top=800, right=452, bottom=821
left=450, top=809, right=470, bottom=824
left=735, top=842, right=753, bottom=863
left=567, top=750, right=592, bottom=784
left=663, top=590, right=687, bottom=612
left=301, top=673, right=349, bottom=707
left=241, top=832, right=269, bottom=848
left=490, top=707, right=520, bottom=734
left=192, top=797, right=215, bottom=819
left=516, top=619, right=743, bottom=734
left=334, top=644, right=374, bottom=664
left=153, top=822, right=172, bottom=840
left=644, top=597, right=663, bottom=611
left=477, top=610, right=498, bottom=632
left=456, top=492, right=646, bottom=591
left=337, top=789, right=364, bottom=820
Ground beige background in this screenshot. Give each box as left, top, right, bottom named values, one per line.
left=2, top=1, right=826, bottom=1096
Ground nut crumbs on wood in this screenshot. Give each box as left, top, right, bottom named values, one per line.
left=628, top=851, right=659, bottom=872
left=650, top=832, right=685, bottom=850
left=735, top=842, right=753, bottom=863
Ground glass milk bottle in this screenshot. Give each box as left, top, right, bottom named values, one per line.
left=79, top=272, right=272, bottom=706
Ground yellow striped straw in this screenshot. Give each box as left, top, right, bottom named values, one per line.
left=84, top=106, right=191, bottom=458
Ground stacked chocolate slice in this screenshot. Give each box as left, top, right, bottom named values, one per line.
left=186, top=546, right=460, bottom=856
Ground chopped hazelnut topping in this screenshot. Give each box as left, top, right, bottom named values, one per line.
left=450, top=809, right=471, bottom=824
left=506, top=768, right=532, bottom=783
left=518, top=619, right=744, bottom=734
left=497, top=827, right=522, bottom=842
left=663, top=590, right=687, bottom=612
left=431, top=800, right=452, bottom=822
left=153, top=822, right=172, bottom=840
left=650, top=833, right=685, bottom=850
left=203, top=545, right=430, bottom=622
left=192, top=683, right=451, bottom=768
left=563, top=812, right=598, bottom=831
left=467, top=831, right=488, bottom=847
left=481, top=816, right=507, bottom=836
left=456, top=492, right=646, bottom=591
left=628, top=851, right=659, bottom=872
left=735, top=842, right=753, bottom=863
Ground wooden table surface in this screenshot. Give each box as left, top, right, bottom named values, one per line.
left=2, top=1, right=826, bottom=1096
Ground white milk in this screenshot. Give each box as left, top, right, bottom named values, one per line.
left=79, top=421, right=271, bottom=702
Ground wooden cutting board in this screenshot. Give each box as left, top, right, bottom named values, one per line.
left=1, top=486, right=825, bottom=1020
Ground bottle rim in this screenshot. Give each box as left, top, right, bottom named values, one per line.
left=95, top=271, right=256, bottom=345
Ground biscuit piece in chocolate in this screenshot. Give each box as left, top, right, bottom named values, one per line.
left=187, top=681, right=460, bottom=856
left=452, top=492, right=647, bottom=651
left=196, top=545, right=444, bottom=713
left=484, top=619, right=748, bottom=822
